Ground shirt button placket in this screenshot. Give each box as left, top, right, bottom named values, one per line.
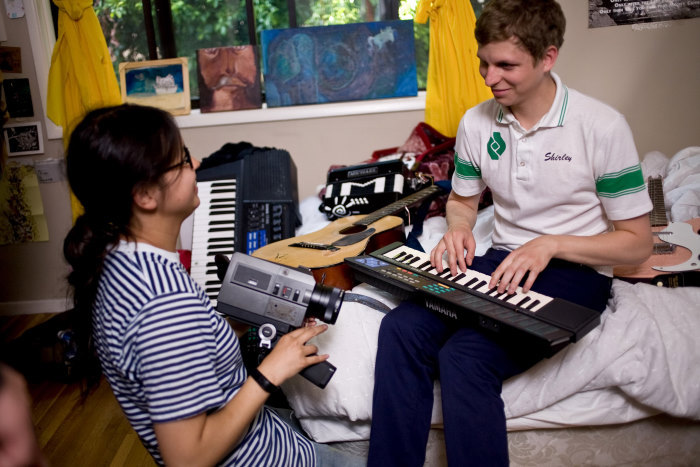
left=517, top=136, right=530, bottom=180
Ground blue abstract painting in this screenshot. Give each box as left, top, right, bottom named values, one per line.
left=261, top=20, right=417, bottom=107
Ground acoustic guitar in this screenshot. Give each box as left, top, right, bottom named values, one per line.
left=613, top=176, right=700, bottom=285
left=252, top=184, right=444, bottom=289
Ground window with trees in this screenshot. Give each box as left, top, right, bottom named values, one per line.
left=92, top=0, right=432, bottom=107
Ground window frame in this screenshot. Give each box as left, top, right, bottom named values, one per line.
left=26, top=0, right=425, bottom=140
left=25, top=0, right=62, bottom=140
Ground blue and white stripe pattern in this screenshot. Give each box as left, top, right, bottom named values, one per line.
left=92, top=241, right=315, bottom=466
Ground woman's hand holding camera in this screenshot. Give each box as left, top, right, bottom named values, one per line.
left=256, top=323, right=329, bottom=386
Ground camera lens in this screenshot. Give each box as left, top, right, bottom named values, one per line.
left=306, top=284, right=344, bottom=324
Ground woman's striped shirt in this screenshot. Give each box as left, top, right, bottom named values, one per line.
left=92, top=241, right=315, bottom=466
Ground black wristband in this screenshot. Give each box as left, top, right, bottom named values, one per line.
left=250, top=368, right=279, bottom=393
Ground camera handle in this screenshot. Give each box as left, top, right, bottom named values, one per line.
left=257, top=324, right=337, bottom=389
left=299, top=360, right=337, bottom=389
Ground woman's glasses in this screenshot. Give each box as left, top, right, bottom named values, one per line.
left=163, top=146, right=193, bottom=173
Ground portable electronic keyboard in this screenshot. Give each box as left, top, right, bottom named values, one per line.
left=345, top=242, right=602, bottom=357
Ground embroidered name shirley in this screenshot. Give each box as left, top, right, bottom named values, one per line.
left=544, top=152, right=572, bottom=162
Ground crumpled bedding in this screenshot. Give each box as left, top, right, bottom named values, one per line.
left=283, top=279, right=700, bottom=443
left=640, top=147, right=700, bottom=223
left=282, top=149, right=700, bottom=443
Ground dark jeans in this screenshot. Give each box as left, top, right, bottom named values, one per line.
left=368, top=249, right=611, bottom=467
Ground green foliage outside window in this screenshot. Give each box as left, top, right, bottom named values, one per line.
left=93, top=0, right=430, bottom=101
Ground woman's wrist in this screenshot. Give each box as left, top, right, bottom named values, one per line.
left=249, top=368, right=279, bottom=393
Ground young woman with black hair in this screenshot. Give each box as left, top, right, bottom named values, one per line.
left=63, top=104, right=362, bottom=466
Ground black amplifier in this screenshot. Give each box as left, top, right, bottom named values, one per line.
left=321, top=159, right=409, bottom=220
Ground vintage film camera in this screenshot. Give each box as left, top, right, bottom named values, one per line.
left=216, top=253, right=344, bottom=389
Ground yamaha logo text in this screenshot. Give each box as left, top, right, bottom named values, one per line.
left=424, top=299, right=458, bottom=320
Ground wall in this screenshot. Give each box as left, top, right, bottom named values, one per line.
left=1, top=0, right=699, bottom=314
left=179, top=109, right=425, bottom=199
left=555, top=1, right=700, bottom=159
left=1, top=2, right=71, bottom=314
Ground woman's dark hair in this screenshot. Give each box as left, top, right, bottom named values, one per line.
left=63, top=104, right=182, bottom=387
left=475, top=0, right=566, bottom=62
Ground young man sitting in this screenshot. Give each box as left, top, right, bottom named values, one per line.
left=368, top=0, right=653, bottom=465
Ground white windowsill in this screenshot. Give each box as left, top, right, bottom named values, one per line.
left=175, top=91, right=426, bottom=129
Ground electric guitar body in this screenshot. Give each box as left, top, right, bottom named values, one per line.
left=614, top=176, right=700, bottom=284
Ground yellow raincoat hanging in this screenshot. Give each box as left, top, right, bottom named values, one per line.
left=47, top=0, right=122, bottom=220
left=416, top=0, right=492, bottom=137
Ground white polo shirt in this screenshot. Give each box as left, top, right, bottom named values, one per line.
left=452, top=72, right=652, bottom=275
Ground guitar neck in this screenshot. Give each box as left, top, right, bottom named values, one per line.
left=356, top=185, right=443, bottom=227
left=648, top=176, right=668, bottom=227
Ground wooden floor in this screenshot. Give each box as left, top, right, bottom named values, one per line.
left=0, top=313, right=155, bottom=467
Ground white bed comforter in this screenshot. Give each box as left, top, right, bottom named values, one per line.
left=282, top=151, right=700, bottom=443
left=283, top=278, right=700, bottom=442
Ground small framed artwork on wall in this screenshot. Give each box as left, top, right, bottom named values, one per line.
left=3, top=121, right=44, bottom=156
left=119, top=57, right=191, bottom=116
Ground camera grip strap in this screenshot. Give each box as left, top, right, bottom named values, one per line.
left=343, top=292, right=393, bottom=314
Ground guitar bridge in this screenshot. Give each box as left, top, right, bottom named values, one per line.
left=290, top=241, right=339, bottom=251
left=652, top=243, right=676, bottom=255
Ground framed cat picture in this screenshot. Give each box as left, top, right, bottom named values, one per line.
left=119, top=57, right=191, bottom=116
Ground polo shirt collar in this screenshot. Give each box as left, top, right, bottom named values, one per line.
left=494, top=71, right=569, bottom=130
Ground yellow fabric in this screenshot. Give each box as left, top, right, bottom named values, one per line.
left=415, top=0, right=492, bottom=137
left=47, top=0, right=122, bottom=221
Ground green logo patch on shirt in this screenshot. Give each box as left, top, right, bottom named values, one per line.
left=488, top=132, right=506, bottom=160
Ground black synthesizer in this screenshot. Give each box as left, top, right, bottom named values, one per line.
left=190, top=148, right=300, bottom=306
left=345, top=242, right=602, bottom=357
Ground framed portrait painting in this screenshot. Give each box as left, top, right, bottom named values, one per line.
left=3, top=121, right=44, bottom=156
left=119, top=57, right=191, bottom=116
left=197, top=45, right=262, bottom=113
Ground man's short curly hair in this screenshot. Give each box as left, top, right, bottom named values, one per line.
left=475, top=0, right=566, bottom=62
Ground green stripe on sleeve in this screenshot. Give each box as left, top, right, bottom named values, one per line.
left=596, top=164, right=645, bottom=198
left=454, top=153, right=482, bottom=180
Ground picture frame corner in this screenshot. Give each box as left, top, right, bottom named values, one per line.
left=3, top=120, right=44, bottom=157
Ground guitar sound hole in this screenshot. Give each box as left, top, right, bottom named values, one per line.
left=339, top=225, right=367, bottom=235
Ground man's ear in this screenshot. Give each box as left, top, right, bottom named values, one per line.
left=541, top=45, right=559, bottom=72
left=132, top=184, right=159, bottom=212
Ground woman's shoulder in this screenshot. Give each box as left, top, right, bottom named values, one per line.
left=101, top=244, right=212, bottom=329
left=110, top=242, right=193, bottom=291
